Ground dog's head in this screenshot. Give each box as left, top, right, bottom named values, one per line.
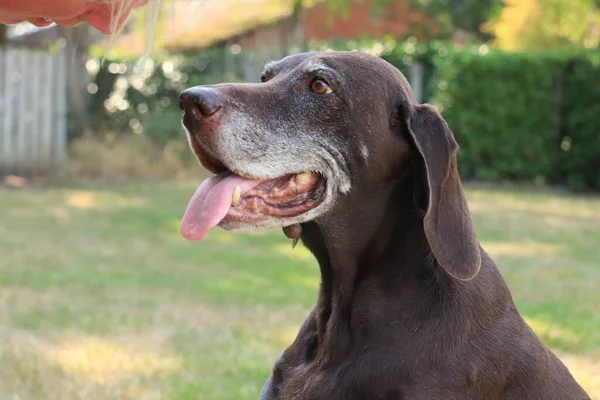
left=179, top=50, right=481, bottom=280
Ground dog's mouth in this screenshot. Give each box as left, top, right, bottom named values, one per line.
left=180, top=145, right=327, bottom=241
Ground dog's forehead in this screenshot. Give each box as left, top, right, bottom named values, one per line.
left=260, top=50, right=413, bottom=107
left=263, top=51, right=391, bottom=79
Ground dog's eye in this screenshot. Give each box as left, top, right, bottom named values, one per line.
left=311, top=79, right=333, bottom=94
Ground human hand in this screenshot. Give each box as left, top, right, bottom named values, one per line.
left=0, top=0, right=149, bottom=34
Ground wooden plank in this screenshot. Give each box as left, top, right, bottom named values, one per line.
left=30, top=50, right=41, bottom=177
left=55, top=49, right=67, bottom=175
left=40, top=52, right=53, bottom=173
left=0, top=49, right=4, bottom=173
left=0, top=49, right=4, bottom=151
left=2, top=48, right=15, bottom=174
left=17, top=48, right=28, bottom=176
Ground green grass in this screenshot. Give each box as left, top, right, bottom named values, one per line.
left=1, top=180, right=599, bottom=399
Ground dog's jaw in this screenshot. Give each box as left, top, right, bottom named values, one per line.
left=217, top=172, right=338, bottom=233
left=181, top=109, right=351, bottom=238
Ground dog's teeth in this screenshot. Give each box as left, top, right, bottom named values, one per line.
left=232, top=186, right=241, bottom=206
left=295, top=172, right=316, bottom=185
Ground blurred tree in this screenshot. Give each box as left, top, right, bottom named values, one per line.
left=288, top=0, right=304, bottom=54
left=402, top=0, right=503, bottom=40
left=281, top=0, right=432, bottom=53
left=488, top=0, right=600, bottom=50
left=281, top=0, right=503, bottom=49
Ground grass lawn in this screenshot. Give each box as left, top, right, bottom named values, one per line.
left=1, top=180, right=599, bottom=399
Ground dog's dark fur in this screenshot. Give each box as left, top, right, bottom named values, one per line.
left=179, top=51, right=589, bottom=400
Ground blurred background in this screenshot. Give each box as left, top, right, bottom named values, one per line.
left=0, top=0, right=599, bottom=398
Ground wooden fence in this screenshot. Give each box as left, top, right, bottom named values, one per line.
left=0, top=46, right=67, bottom=178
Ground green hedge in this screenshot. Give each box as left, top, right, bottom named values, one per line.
left=556, top=54, right=600, bottom=190
left=431, top=49, right=568, bottom=183
left=427, top=47, right=600, bottom=190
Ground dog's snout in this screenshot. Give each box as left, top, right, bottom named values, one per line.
left=179, top=87, right=222, bottom=118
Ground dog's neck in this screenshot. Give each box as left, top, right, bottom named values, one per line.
left=300, top=175, right=436, bottom=363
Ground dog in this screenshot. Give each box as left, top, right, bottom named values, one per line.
left=178, top=50, right=590, bottom=400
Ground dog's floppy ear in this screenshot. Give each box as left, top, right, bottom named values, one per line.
left=404, top=103, right=481, bottom=280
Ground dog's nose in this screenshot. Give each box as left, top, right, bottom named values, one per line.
left=179, top=87, right=222, bottom=118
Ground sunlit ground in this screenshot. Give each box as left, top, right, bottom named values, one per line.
left=1, top=181, right=599, bottom=399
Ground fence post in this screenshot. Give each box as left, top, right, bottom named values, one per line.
left=410, top=62, right=424, bottom=104
left=55, top=48, right=68, bottom=176
left=30, top=50, right=42, bottom=176
left=0, top=48, right=4, bottom=173
left=40, top=50, right=54, bottom=176
left=243, top=51, right=257, bottom=83
left=17, top=48, right=27, bottom=176
left=1, top=48, right=15, bottom=174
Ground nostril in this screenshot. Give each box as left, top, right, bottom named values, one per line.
left=179, top=92, right=194, bottom=112
left=179, top=87, right=222, bottom=119
left=196, top=98, right=221, bottom=117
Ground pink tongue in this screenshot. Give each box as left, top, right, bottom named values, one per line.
left=180, top=172, right=262, bottom=241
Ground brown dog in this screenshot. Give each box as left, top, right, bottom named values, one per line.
left=178, top=51, right=590, bottom=400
